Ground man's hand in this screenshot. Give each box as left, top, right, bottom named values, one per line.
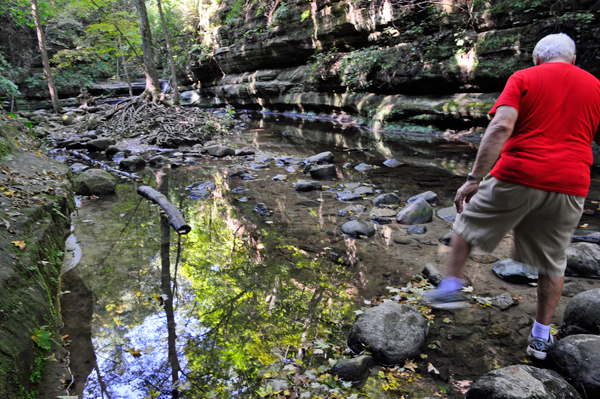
left=454, top=181, right=480, bottom=213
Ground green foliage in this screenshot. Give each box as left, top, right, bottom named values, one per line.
left=0, top=52, right=19, bottom=107
left=300, top=9, right=310, bottom=22
left=31, top=327, right=52, bottom=351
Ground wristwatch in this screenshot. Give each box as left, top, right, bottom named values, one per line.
left=467, top=173, right=483, bottom=183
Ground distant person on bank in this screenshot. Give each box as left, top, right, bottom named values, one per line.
left=424, top=33, right=600, bottom=360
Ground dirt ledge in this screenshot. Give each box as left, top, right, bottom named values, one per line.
left=0, top=115, right=73, bottom=398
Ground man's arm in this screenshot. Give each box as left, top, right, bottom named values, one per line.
left=454, top=105, right=519, bottom=213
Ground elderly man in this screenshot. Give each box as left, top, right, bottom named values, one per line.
left=425, top=33, right=600, bottom=360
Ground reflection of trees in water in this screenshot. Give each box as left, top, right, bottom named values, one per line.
left=81, top=169, right=356, bottom=398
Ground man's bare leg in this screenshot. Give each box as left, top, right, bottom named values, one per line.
left=447, top=233, right=472, bottom=279
left=535, top=274, right=564, bottom=325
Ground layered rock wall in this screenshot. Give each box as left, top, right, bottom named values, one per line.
left=191, top=0, right=600, bottom=132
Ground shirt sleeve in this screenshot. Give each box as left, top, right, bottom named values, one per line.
left=489, top=73, right=523, bottom=117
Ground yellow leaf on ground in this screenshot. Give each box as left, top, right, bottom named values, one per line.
left=12, top=241, right=26, bottom=250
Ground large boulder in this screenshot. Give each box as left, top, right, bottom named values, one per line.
left=407, top=191, right=439, bottom=205
left=372, top=193, right=400, bottom=207
left=74, top=169, right=116, bottom=196
left=565, top=243, right=600, bottom=277
left=549, top=334, right=600, bottom=397
left=560, top=288, right=600, bottom=336
left=492, top=258, right=538, bottom=283
left=347, top=301, right=427, bottom=365
left=396, top=197, right=433, bottom=225
left=466, top=365, right=580, bottom=399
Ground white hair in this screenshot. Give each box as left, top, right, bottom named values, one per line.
left=533, top=33, right=576, bottom=64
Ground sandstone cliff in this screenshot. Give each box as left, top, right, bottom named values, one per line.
left=190, top=0, right=600, bottom=132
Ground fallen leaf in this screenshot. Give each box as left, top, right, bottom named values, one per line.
left=427, top=363, right=439, bottom=374
left=404, top=359, right=417, bottom=372
left=12, top=240, right=26, bottom=251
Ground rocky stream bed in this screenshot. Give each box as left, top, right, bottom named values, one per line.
left=3, top=105, right=600, bottom=398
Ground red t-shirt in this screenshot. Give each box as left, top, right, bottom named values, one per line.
left=489, top=62, right=600, bottom=197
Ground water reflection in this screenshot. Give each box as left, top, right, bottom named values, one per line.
left=75, top=168, right=358, bottom=398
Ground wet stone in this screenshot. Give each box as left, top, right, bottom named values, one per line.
left=407, top=225, right=427, bottom=235
left=566, top=242, right=600, bottom=277
left=232, top=186, right=245, bottom=194
left=70, top=163, right=88, bottom=173
left=86, top=138, right=116, bottom=152
left=74, top=169, right=116, bottom=196
left=250, top=163, right=269, bottom=169
left=347, top=301, right=428, bottom=365
left=64, top=139, right=87, bottom=150
left=272, top=174, right=287, bottom=181
left=393, top=236, right=412, bottom=245
left=422, top=263, right=444, bottom=286
left=309, top=164, right=337, bottom=180
left=105, top=145, right=131, bottom=158
left=278, top=156, right=302, bottom=165
left=372, top=193, right=400, bottom=207
left=354, top=186, right=374, bottom=195
left=229, top=170, right=255, bottom=180
left=188, top=190, right=211, bottom=200
left=206, top=145, right=236, bottom=157
left=492, top=259, right=538, bottom=283
left=337, top=191, right=364, bottom=202
left=148, top=155, right=167, bottom=167
left=235, top=148, right=255, bottom=156
left=238, top=197, right=248, bottom=202
left=549, top=335, right=600, bottom=398
left=561, top=288, right=600, bottom=337
left=119, top=156, right=147, bottom=171
left=186, top=180, right=215, bottom=192
left=572, top=231, right=600, bottom=244
left=113, top=152, right=127, bottom=162
left=341, top=220, right=375, bottom=239
left=437, top=206, right=457, bottom=222
left=396, top=198, right=433, bottom=225
left=339, top=205, right=367, bottom=217
left=331, top=354, right=373, bottom=384
left=466, top=365, right=581, bottom=399
left=470, top=254, right=500, bottom=264
left=383, top=159, right=402, bottom=168
left=407, top=191, right=439, bottom=205
left=294, top=180, right=322, bottom=192
left=254, top=203, right=271, bottom=217
left=354, top=163, right=374, bottom=172
left=304, top=151, right=334, bottom=164
left=492, top=293, right=518, bottom=310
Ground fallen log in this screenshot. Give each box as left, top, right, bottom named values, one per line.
left=137, top=185, right=191, bottom=234
left=69, top=150, right=141, bottom=180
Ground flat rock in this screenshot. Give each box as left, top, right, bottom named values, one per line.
left=383, top=159, right=402, bottom=168
left=74, top=169, right=116, bottom=196
left=354, top=163, right=374, bottom=172
left=105, top=145, right=131, bottom=158
left=305, top=151, right=334, bottom=164
left=294, top=180, right=322, bottom=192
left=492, top=259, right=538, bottom=283
left=341, top=220, right=375, bottom=238
left=206, top=145, right=235, bottom=157
left=560, top=288, right=600, bottom=336
left=549, top=334, right=600, bottom=397
left=272, top=174, right=287, bottom=181
left=372, top=193, right=400, bottom=207
left=470, top=254, right=500, bottom=264
left=278, top=156, right=303, bottom=165
left=309, top=164, right=337, bottom=180
left=492, top=293, right=518, bottom=310
left=407, top=191, right=439, bottom=205
left=69, top=163, right=88, bottom=173
left=407, top=225, right=427, bottom=235
left=466, top=365, right=580, bottom=399
left=347, top=301, right=428, bottom=365
left=338, top=205, right=366, bottom=217
left=354, top=186, right=374, bottom=195
left=235, top=148, right=255, bottom=156
left=229, top=170, right=255, bottom=180
left=396, top=198, right=433, bottom=225
left=337, top=191, right=364, bottom=202
left=250, top=163, right=269, bottom=169
left=437, top=206, right=457, bottom=222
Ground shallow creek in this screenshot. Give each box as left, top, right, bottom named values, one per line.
left=52, top=112, right=600, bottom=398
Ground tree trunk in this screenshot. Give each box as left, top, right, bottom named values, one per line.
left=31, top=0, right=61, bottom=113
left=132, top=0, right=161, bottom=102
left=156, top=0, right=180, bottom=105
left=157, top=171, right=181, bottom=398
left=118, top=36, right=134, bottom=97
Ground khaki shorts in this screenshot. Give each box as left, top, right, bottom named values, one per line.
left=454, top=176, right=584, bottom=276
